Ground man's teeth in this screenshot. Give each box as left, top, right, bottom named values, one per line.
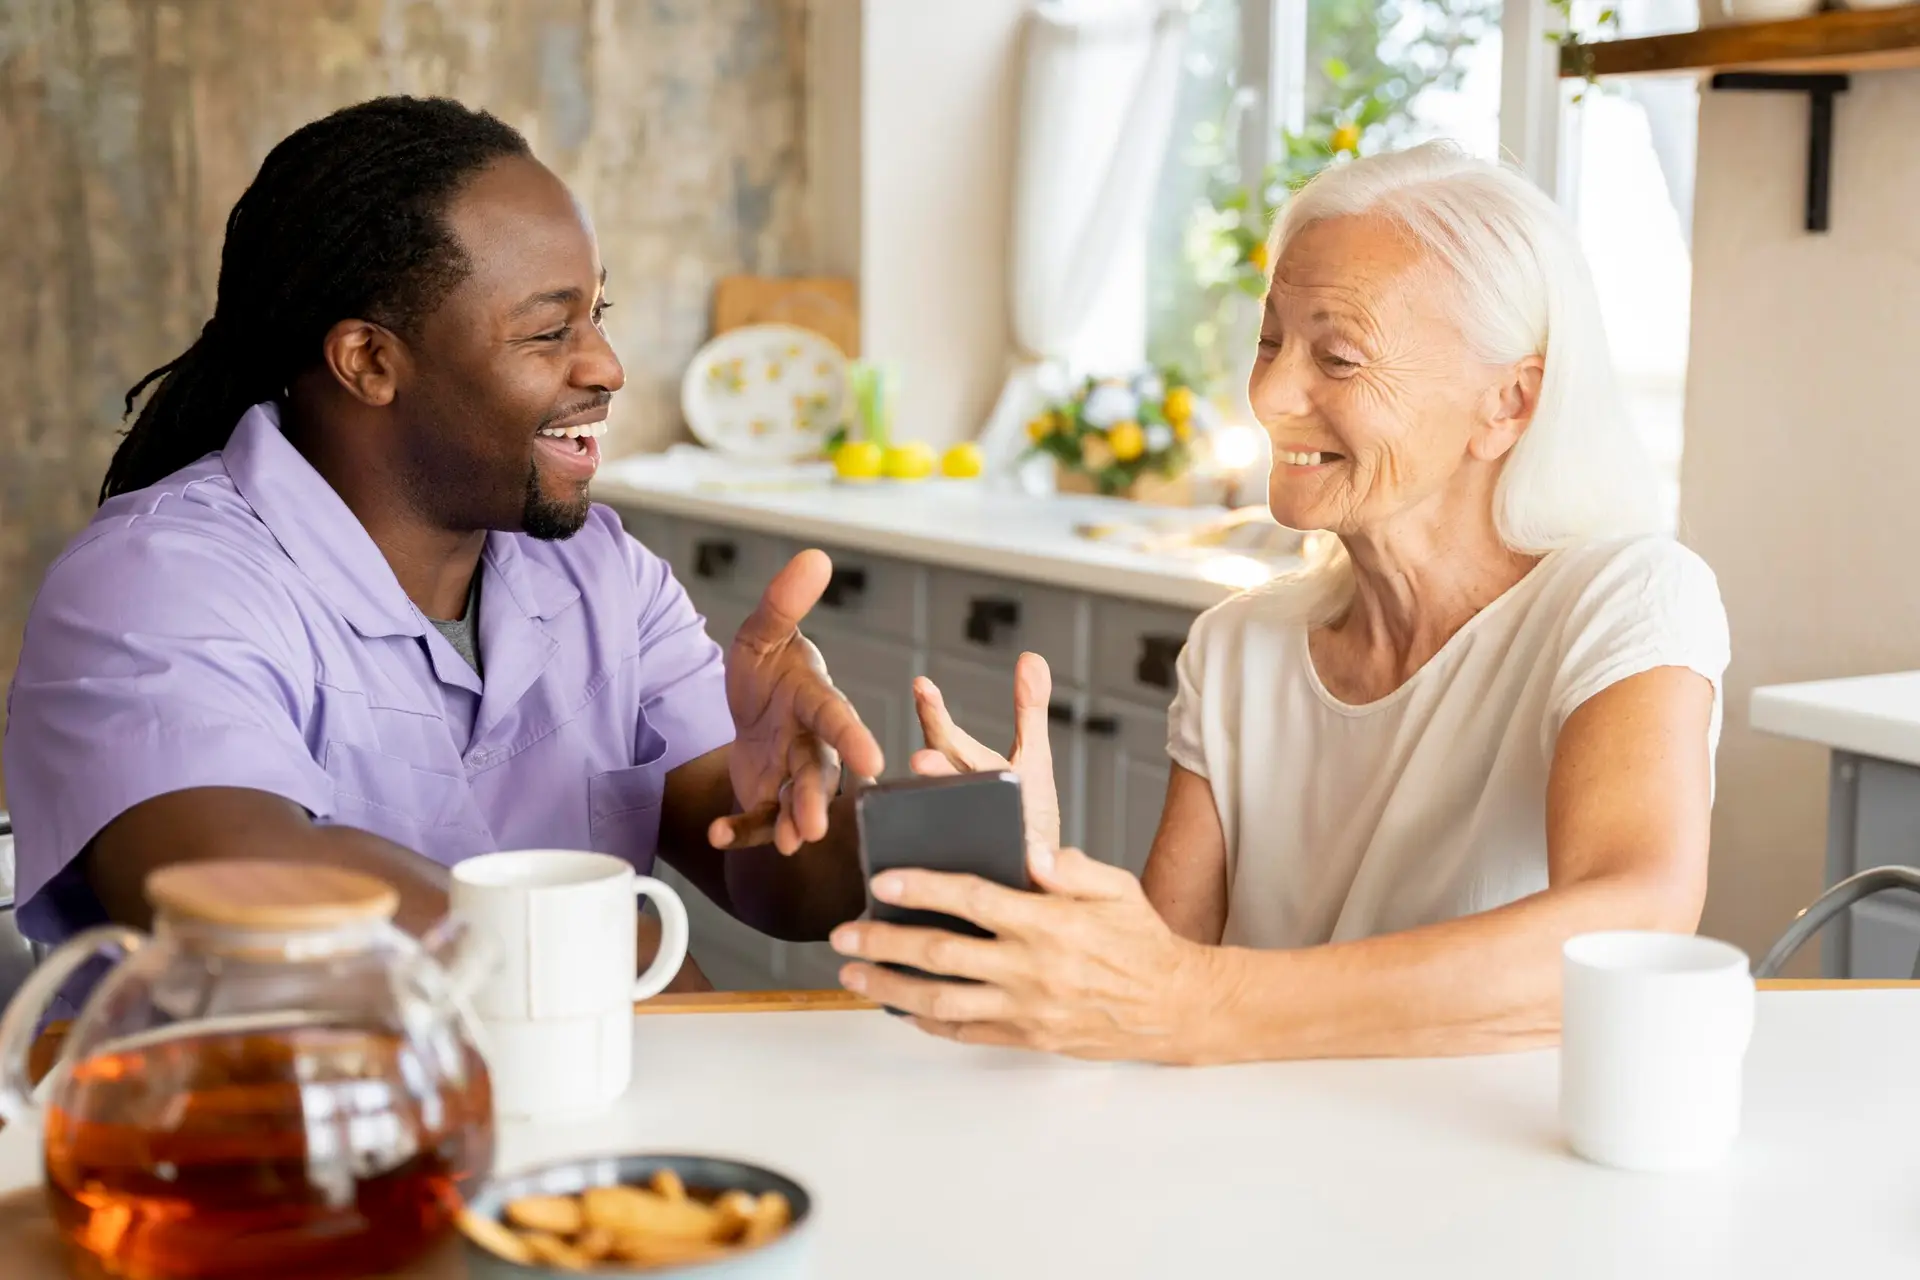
left=1281, top=450, right=1334, bottom=465
left=536, top=422, right=608, bottom=439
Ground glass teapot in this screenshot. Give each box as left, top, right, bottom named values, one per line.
left=0, top=861, right=496, bottom=1280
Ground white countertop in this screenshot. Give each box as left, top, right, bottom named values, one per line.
left=1, top=991, right=1912, bottom=1277
left=591, top=453, right=1298, bottom=612
left=1751, top=670, right=1920, bottom=767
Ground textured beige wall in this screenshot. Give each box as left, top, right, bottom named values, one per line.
left=0, top=0, right=814, bottom=803
left=1682, top=73, right=1920, bottom=970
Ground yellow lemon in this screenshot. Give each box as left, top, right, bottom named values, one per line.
left=1026, top=414, right=1053, bottom=442
left=1330, top=123, right=1362, bottom=155
left=1248, top=241, right=1270, bottom=273
left=1163, top=386, right=1195, bottom=424
left=883, top=440, right=937, bottom=481
left=1172, top=418, right=1193, bottom=442
left=1108, top=421, right=1145, bottom=462
left=940, top=442, right=984, bottom=479
left=833, top=439, right=885, bottom=481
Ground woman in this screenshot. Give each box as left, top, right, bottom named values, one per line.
left=827, top=142, right=1730, bottom=1063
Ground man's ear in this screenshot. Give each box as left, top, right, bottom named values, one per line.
left=1469, top=353, right=1544, bottom=463
left=320, top=318, right=408, bottom=408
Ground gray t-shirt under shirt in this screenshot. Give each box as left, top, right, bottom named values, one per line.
left=429, top=572, right=482, bottom=677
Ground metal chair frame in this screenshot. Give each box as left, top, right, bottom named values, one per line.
left=1755, top=864, right=1920, bottom=979
left=0, top=809, right=44, bottom=966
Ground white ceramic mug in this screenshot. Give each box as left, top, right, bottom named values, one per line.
left=480, top=1008, right=637, bottom=1119
left=1560, top=931, right=1756, bottom=1172
left=451, top=850, right=689, bottom=1118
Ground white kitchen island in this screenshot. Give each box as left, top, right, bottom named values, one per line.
left=1753, top=671, right=1920, bottom=977
left=0, top=990, right=1911, bottom=1278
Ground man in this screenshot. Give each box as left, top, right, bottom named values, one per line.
left=2, top=97, right=881, bottom=989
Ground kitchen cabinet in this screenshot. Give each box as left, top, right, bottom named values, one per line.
left=1750, top=674, right=1920, bottom=977
left=927, top=567, right=1087, bottom=683
left=1826, top=753, right=1920, bottom=977
left=612, top=501, right=1199, bottom=990
left=1847, top=895, right=1920, bottom=981
left=1081, top=698, right=1174, bottom=878
left=805, top=624, right=921, bottom=780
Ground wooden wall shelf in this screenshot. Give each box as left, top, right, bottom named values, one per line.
left=1562, top=6, right=1920, bottom=78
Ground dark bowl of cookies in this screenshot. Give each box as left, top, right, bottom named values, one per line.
left=460, top=1153, right=813, bottom=1278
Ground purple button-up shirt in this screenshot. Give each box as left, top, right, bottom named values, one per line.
left=4, top=404, right=734, bottom=943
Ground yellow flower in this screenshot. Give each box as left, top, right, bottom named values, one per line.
left=1330, top=123, right=1362, bottom=155
left=1027, top=414, right=1053, bottom=442
left=1172, top=418, right=1192, bottom=442
left=1080, top=433, right=1114, bottom=470
left=1163, top=386, right=1195, bottom=424
left=1108, top=420, right=1145, bottom=462
left=1248, top=241, right=1269, bottom=273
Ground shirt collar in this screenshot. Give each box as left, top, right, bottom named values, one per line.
left=482, top=528, right=581, bottom=623
left=223, top=402, right=581, bottom=638
left=225, top=403, right=424, bottom=640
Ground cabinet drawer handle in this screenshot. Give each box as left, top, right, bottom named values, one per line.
left=1046, top=702, right=1075, bottom=725
left=821, top=567, right=868, bottom=608
left=1135, top=634, right=1186, bottom=691
left=1083, top=714, right=1119, bottom=738
left=964, top=597, right=1021, bottom=646
left=694, top=539, right=738, bottom=580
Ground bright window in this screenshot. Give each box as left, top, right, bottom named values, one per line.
left=1563, top=0, right=1698, bottom=523
left=1138, top=0, right=1692, bottom=513
left=1146, top=0, right=1504, bottom=409
left=1144, top=0, right=1244, bottom=395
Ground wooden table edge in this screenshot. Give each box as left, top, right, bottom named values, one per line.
left=631, top=989, right=878, bottom=1014
left=1754, top=978, right=1920, bottom=990
left=639, top=981, right=1912, bottom=1010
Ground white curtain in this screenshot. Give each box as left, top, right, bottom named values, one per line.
left=976, top=0, right=1191, bottom=484
left=1618, top=0, right=1700, bottom=249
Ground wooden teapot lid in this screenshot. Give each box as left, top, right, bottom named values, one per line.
left=145, top=861, right=400, bottom=930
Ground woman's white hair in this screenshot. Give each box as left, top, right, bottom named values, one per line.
left=1261, top=141, right=1665, bottom=611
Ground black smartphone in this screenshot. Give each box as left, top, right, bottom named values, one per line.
left=854, top=771, right=1031, bottom=1004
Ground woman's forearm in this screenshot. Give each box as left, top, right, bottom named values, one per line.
left=1180, top=870, right=1700, bottom=1064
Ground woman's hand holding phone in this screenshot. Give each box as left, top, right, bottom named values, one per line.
left=830, top=834, right=1210, bottom=1061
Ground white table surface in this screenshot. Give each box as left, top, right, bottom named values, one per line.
left=592, top=453, right=1296, bottom=612
left=0, top=991, right=1911, bottom=1278
left=1751, top=669, right=1920, bottom=767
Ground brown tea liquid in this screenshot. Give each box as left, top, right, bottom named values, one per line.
left=43, top=1022, right=492, bottom=1280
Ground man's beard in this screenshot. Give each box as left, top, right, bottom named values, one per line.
left=520, top=463, right=592, bottom=540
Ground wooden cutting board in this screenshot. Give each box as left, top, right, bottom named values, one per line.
left=712, top=275, right=859, bottom=356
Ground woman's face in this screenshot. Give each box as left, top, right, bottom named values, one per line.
left=1247, top=214, right=1529, bottom=537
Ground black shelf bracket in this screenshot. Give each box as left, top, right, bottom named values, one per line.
left=1709, top=72, right=1849, bottom=233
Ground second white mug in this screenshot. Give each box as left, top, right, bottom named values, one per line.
left=1560, top=930, right=1755, bottom=1172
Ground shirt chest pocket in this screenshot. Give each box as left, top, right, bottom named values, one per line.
left=322, top=740, right=487, bottom=850
left=587, top=730, right=670, bottom=873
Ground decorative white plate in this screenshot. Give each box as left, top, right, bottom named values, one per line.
left=681, top=323, right=849, bottom=461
